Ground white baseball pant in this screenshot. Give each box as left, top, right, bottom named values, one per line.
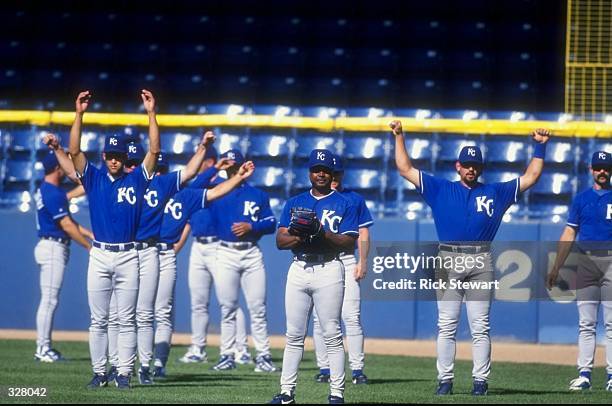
left=154, top=247, right=177, bottom=367
left=312, top=254, right=364, bottom=371
left=34, top=239, right=69, bottom=351
left=575, top=254, right=612, bottom=375
left=436, top=250, right=493, bottom=382
left=87, top=246, right=139, bottom=376
left=280, top=259, right=346, bottom=398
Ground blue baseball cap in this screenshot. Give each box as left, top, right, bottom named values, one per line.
left=220, top=149, right=245, bottom=165
left=458, top=145, right=484, bottom=165
left=103, top=135, right=127, bottom=154
left=156, top=152, right=169, bottom=171
left=41, top=150, right=59, bottom=174
left=332, top=154, right=345, bottom=173
left=204, top=145, right=218, bottom=161
left=309, top=149, right=335, bottom=171
left=127, top=142, right=145, bottom=162
left=591, top=151, right=612, bottom=167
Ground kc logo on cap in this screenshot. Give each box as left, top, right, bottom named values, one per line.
left=599, top=152, right=608, bottom=160
left=228, top=151, right=236, bottom=160
left=110, top=137, right=118, bottom=146
left=317, top=151, right=326, bottom=161
left=128, top=144, right=137, bottom=154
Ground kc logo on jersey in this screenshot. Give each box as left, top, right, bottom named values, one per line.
left=243, top=201, right=260, bottom=221
left=165, top=198, right=183, bottom=220
left=476, top=196, right=494, bottom=217
left=117, top=187, right=137, bottom=205
left=607, top=204, right=612, bottom=220
left=321, top=209, right=342, bottom=233
left=144, top=190, right=158, bottom=207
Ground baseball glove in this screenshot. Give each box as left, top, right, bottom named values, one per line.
left=288, top=207, right=324, bottom=243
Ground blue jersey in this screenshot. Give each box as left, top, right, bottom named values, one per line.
left=35, top=182, right=70, bottom=239
left=419, top=171, right=520, bottom=242
left=189, top=208, right=216, bottom=237
left=209, top=182, right=277, bottom=242
left=78, top=162, right=153, bottom=243
left=159, top=189, right=208, bottom=244
left=188, top=167, right=218, bottom=189
left=279, top=189, right=359, bottom=255
left=340, top=188, right=374, bottom=253
left=567, top=188, right=612, bottom=246
left=136, top=171, right=181, bottom=241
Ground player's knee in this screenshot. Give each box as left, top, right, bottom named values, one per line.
left=285, top=332, right=305, bottom=347
left=579, top=319, right=597, bottom=333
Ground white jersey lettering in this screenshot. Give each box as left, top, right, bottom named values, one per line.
left=321, top=209, right=342, bottom=233
left=164, top=198, right=183, bottom=220
left=144, top=189, right=159, bottom=208
left=476, top=196, right=494, bottom=217
left=117, top=187, right=137, bottom=205
left=243, top=201, right=260, bottom=221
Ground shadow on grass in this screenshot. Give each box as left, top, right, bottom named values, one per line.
left=162, top=373, right=275, bottom=384
left=490, top=388, right=571, bottom=396
left=368, top=378, right=431, bottom=385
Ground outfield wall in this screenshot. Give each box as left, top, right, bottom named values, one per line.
left=0, top=210, right=606, bottom=345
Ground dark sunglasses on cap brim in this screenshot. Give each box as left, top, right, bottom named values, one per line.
left=592, top=165, right=611, bottom=172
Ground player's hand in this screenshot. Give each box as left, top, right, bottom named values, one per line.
left=532, top=128, right=551, bottom=144
left=214, top=157, right=234, bottom=170
left=238, top=161, right=255, bottom=179
left=389, top=120, right=403, bottom=137
left=231, top=222, right=252, bottom=237
left=141, top=89, right=156, bottom=113
left=75, top=91, right=92, bottom=114
left=201, top=130, right=216, bottom=147
left=546, top=268, right=560, bottom=290
left=354, top=261, right=367, bottom=281
left=43, top=133, right=61, bottom=150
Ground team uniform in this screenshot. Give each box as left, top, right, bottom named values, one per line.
left=33, top=156, right=72, bottom=362
left=79, top=136, right=153, bottom=388
left=564, top=153, right=612, bottom=391
left=273, top=149, right=359, bottom=403
left=418, top=147, right=521, bottom=395
left=312, top=187, right=373, bottom=382
left=209, top=149, right=277, bottom=372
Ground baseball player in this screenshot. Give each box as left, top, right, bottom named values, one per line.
left=269, top=149, right=359, bottom=405
left=153, top=160, right=256, bottom=378
left=208, top=149, right=277, bottom=373
left=63, top=89, right=160, bottom=390
left=177, top=153, right=253, bottom=366
left=312, top=154, right=373, bottom=385
left=391, top=120, right=550, bottom=396
left=107, top=131, right=217, bottom=386
left=33, top=146, right=93, bottom=362
left=547, top=151, right=612, bottom=392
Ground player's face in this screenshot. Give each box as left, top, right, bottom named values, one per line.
left=104, top=152, right=126, bottom=176
left=457, top=162, right=483, bottom=184
left=591, top=165, right=611, bottom=186
left=331, top=171, right=344, bottom=190
left=309, top=166, right=333, bottom=189
left=226, top=164, right=240, bottom=178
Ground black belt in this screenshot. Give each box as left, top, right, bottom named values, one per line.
left=439, top=244, right=490, bottom=254
left=584, top=250, right=612, bottom=257
left=219, top=241, right=256, bottom=251
left=41, top=236, right=70, bottom=245
left=135, top=241, right=157, bottom=250
left=295, top=253, right=339, bottom=263
left=196, top=236, right=219, bottom=244
left=157, top=242, right=174, bottom=251
left=92, top=241, right=135, bottom=252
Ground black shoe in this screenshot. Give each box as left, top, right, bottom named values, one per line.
left=436, top=379, right=453, bottom=395
left=314, top=372, right=331, bottom=383
left=269, top=393, right=295, bottom=404
left=471, top=379, right=488, bottom=396
left=328, top=394, right=344, bottom=404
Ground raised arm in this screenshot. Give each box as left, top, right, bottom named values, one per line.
left=519, top=128, right=551, bottom=192
left=180, top=131, right=216, bottom=186
left=390, top=120, right=420, bottom=188
left=546, top=226, right=577, bottom=289
left=206, top=161, right=255, bottom=201
left=141, top=89, right=161, bottom=176
left=68, top=91, right=91, bottom=174
left=43, top=133, right=79, bottom=183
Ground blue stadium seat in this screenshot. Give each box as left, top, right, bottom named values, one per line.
left=547, top=140, right=574, bottom=165
left=80, top=131, right=103, bottom=153
left=290, top=167, right=312, bottom=191
left=172, top=44, right=212, bottom=64
left=481, top=170, right=520, bottom=184
left=294, top=134, right=337, bottom=158
left=8, top=129, right=34, bottom=153
left=342, top=169, right=382, bottom=191
left=404, top=137, right=433, bottom=161
left=342, top=134, right=385, bottom=161
left=437, top=138, right=480, bottom=163
left=485, top=139, right=527, bottom=164
left=160, top=132, right=196, bottom=155
left=4, top=160, right=32, bottom=183
left=217, top=133, right=244, bottom=154
left=249, top=166, right=286, bottom=188
left=530, top=173, right=572, bottom=195
left=248, top=133, right=290, bottom=159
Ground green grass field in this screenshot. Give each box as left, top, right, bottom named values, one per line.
left=0, top=339, right=609, bottom=404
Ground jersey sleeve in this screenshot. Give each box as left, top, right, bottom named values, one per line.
left=338, top=203, right=359, bottom=236
left=76, top=160, right=97, bottom=192
left=494, top=178, right=521, bottom=210
left=185, top=188, right=208, bottom=214
left=278, top=199, right=292, bottom=228
left=356, top=194, right=374, bottom=228
left=252, top=191, right=277, bottom=235
left=160, top=171, right=182, bottom=196
left=43, top=188, right=70, bottom=221
left=567, top=194, right=581, bottom=229
left=419, top=171, right=448, bottom=206
left=188, top=167, right=219, bottom=189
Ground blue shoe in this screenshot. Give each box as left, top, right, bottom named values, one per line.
left=254, top=354, right=278, bottom=373
left=153, top=366, right=166, bottom=379
left=86, top=374, right=108, bottom=389
left=211, top=355, right=236, bottom=371
left=436, top=379, right=453, bottom=395
left=472, top=379, right=488, bottom=396
left=352, top=370, right=368, bottom=384
left=138, top=366, right=153, bottom=385
left=314, top=372, right=330, bottom=383
left=107, top=366, right=118, bottom=383
left=328, top=394, right=344, bottom=404
left=115, top=374, right=131, bottom=390
left=269, top=393, right=295, bottom=404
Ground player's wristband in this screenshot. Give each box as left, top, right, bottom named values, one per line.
left=533, top=140, right=547, bottom=159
